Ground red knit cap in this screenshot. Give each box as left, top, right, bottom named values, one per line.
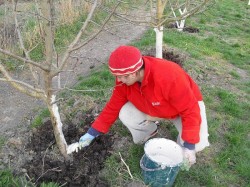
left=109, top=46, right=143, bottom=75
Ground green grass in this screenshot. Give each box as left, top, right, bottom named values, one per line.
left=0, top=170, right=34, bottom=187
left=30, top=108, right=50, bottom=128
left=216, top=89, right=243, bottom=118
left=229, top=70, right=241, bottom=79
left=0, top=169, right=59, bottom=187
left=102, top=144, right=144, bottom=186
left=74, top=66, right=115, bottom=99
left=162, top=0, right=250, bottom=70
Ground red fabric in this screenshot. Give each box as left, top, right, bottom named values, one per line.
left=109, top=46, right=143, bottom=75
left=92, top=56, right=203, bottom=144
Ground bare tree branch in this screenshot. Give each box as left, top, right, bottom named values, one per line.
left=0, top=48, right=48, bottom=71
left=12, top=0, right=39, bottom=85
left=64, top=86, right=112, bottom=92
left=0, top=48, right=49, bottom=71
left=53, top=0, right=98, bottom=77
left=159, top=0, right=210, bottom=26
left=52, top=1, right=121, bottom=77
left=0, top=63, right=45, bottom=99
left=71, top=1, right=121, bottom=51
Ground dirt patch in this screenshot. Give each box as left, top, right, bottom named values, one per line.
left=167, top=23, right=200, bottom=33
left=22, top=116, right=115, bottom=187
left=143, top=47, right=186, bottom=67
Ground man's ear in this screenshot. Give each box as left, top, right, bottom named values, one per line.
left=131, top=72, right=137, bottom=78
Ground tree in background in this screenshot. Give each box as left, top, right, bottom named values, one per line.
left=111, top=0, right=212, bottom=58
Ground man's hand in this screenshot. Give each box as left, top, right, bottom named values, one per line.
left=79, top=133, right=95, bottom=149
left=183, top=148, right=196, bottom=166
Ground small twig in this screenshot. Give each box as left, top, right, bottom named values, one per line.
left=51, top=97, right=63, bottom=105
left=42, top=141, right=55, bottom=173
left=59, top=182, right=68, bottom=187
left=119, top=152, right=133, bottom=179
left=24, top=173, right=32, bottom=181
left=64, top=87, right=112, bottom=92
left=36, top=167, right=61, bottom=184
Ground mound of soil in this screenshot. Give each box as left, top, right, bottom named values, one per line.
left=167, top=23, right=200, bottom=33
left=143, top=48, right=185, bottom=67
left=23, top=119, right=115, bottom=187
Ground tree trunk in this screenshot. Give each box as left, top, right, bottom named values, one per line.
left=155, top=0, right=166, bottom=58
left=40, top=0, right=54, bottom=68
left=48, top=95, right=69, bottom=160
left=154, top=26, right=163, bottom=58
left=40, top=0, right=69, bottom=160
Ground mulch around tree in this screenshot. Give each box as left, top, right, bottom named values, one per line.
left=23, top=118, right=114, bottom=187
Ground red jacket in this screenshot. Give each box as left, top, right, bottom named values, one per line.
left=92, top=56, right=203, bottom=144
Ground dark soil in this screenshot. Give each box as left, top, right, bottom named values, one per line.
left=183, top=26, right=199, bottom=33
left=167, top=23, right=200, bottom=33
left=143, top=48, right=185, bottom=67
left=23, top=118, right=115, bottom=187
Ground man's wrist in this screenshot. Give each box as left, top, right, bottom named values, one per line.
left=87, top=127, right=101, bottom=137
left=183, top=142, right=195, bottom=150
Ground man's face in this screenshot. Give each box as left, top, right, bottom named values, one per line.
left=116, top=73, right=137, bottom=86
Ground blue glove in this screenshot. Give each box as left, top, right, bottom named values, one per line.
left=79, top=133, right=95, bottom=149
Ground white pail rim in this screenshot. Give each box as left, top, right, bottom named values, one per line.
left=144, top=138, right=183, bottom=167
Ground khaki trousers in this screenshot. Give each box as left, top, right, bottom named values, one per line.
left=119, top=101, right=209, bottom=152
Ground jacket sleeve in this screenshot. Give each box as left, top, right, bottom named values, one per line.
left=167, top=73, right=201, bottom=144
left=91, top=82, right=128, bottom=133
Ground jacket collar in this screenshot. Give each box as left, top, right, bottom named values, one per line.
left=141, top=57, right=151, bottom=87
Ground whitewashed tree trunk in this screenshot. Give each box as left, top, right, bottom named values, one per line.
left=177, top=8, right=187, bottom=31
left=154, top=26, right=163, bottom=58
left=172, top=7, right=187, bottom=32
left=50, top=95, right=69, bottom=160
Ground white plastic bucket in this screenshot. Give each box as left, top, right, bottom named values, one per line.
left=140, top=138, right=183, bottom=187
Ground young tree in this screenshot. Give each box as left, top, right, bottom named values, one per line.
left=111, top=0, right=212, bottom=58
left=0, top=0, right=120, bottom=160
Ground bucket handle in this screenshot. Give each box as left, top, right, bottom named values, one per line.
left=140, top=154, right=168, bottom=171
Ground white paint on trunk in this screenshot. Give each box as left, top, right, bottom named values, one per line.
left=53, top=93, right=89, bottom=155
left=154, top=26, right=163, bottom=59
left=52, top=95, right=79, bottom=155
left=171, top=7, right=187, bottom=32
left=51, top=95, right=67, bottom=146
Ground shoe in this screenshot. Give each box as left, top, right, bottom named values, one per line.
left=142, top=129, right=158, bottom=143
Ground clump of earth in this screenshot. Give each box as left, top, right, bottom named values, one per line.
left=23, top=118, right=115, bottom=187
left=167, top=23, right=200, bottom=33
left=1, top=49, right=185, bottom=186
